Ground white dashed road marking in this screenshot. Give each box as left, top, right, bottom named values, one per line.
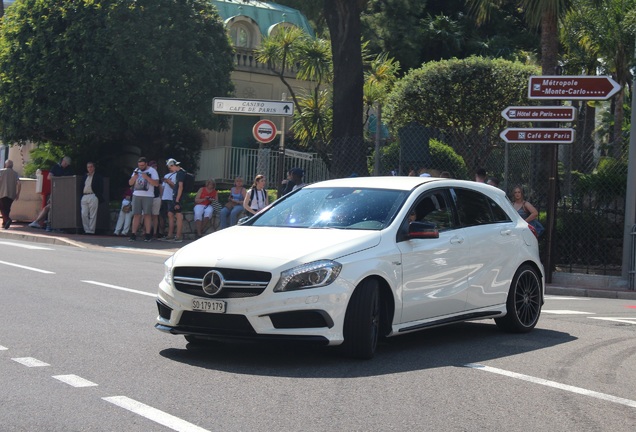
left=0, top=345, right=7, bottom=350
left=82, top=280, right=156, bottom=297
left=588, top=317, right=636, bottom=325
left=545, top=296, right=591, bottom=300
left=0, top=241, right=54, bottom=250
left=103, top=396, right=209, bottom=432
left=53, top=374, right=98, bottom=388
left=467, top=363, right=636, bottom=408
left=541, top=310, right=595, bottom=315
left=0, top=260, right=55, bottom=274
left=12, top=357, right=50, bottom=367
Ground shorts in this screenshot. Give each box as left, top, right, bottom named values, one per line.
left=132, top=195, right=154, bottom=215
left=168, top=200, right=182, bottom=214
left=160, top=200, right=171, bottom=217
left=152, top=197, right=161, bottom=216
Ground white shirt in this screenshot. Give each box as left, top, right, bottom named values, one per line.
left=161, top=173, right=175, bottom=200
left=131, top=167, right=159, bottom=197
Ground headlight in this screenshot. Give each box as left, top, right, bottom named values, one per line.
left=163, top=255, right=175, bottom=286
left=274, top=260, right=342, bottom=292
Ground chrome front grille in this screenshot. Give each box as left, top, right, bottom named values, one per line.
left=172, top=266, right=271, bottom=298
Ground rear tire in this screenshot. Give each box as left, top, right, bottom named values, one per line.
left=495, top=264, right=542, bottom=333
left=342, top=279, right=381, bottom=360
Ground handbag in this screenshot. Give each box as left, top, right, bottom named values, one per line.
left=211, top=199, right=223, bottom=213
left=529, top=219, right=544, bottom=237
left=122, top=203, right=132, bottom=213
left=225, top=201, right=236, bottom=210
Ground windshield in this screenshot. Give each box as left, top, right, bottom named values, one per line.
left=250, top=187, right=407, bottom=230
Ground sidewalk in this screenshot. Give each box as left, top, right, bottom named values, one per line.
left=1, top=221, right=635, bottom=300
left=0, top=222, right=183, bottom=255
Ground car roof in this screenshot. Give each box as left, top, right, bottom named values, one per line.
left=305, top=176, right=502, bottom=194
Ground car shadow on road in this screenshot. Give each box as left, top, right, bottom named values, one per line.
left=159, top=322, right=576, bottom=378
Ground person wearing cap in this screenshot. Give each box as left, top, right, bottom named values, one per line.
left=164, top=158, right=185, bottom=242
left=128, top=157, right=159, bottom=242
left=80, top=161, right=104, bottom=234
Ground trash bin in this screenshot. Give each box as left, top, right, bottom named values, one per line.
left=50, top=175, right=110, bottom=231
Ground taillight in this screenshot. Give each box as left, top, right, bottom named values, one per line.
left=528, top=223, right=539, bottom=238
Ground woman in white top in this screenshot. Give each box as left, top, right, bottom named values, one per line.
left=243, top=174, right=268, bottom=215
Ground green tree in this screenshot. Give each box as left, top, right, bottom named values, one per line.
left=561, top=0, right=636, bottom=159
left=0, top=0, right=234, bottom=173
left=385, top=56, right=539, bottom=173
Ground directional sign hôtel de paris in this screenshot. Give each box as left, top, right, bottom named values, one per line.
left=213, top=97, right=294, bottom=117
left=528, top=75, right=621, bottom=100
left=501, top=106, right=577, bottom=122
left=499, top=128, right=575, bottom=144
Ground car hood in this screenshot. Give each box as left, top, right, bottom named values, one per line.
left=172, top=226, right=381, bottom=270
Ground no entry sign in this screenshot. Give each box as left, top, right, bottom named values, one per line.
left=253, top=119, right=277, bottom=143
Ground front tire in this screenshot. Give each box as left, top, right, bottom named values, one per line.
left=495, top=264, right=542, bottom=333
left=342, top=279, right=381, bottom=359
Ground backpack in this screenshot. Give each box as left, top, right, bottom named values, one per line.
left=181, top=170, right=196, bottom=195
left=248, top=188, right=267, bottom=207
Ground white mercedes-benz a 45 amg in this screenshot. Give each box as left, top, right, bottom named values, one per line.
left=156, top=176, right=544, bottom=359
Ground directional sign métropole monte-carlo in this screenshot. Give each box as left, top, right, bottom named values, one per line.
left=499, top=128, right=575, bottom=144
left=213, top=97, right=294, bottom=116
left=501, top=106, right=577, bottom=122
left=528, top=75, right=621, bottom=100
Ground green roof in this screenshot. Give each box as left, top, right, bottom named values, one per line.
left=212, top=0, right=315, bottom=37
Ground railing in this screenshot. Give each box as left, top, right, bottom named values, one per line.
left=233, top=47, right=298, bottom=77
left=198, top=146, right=330, bottom=189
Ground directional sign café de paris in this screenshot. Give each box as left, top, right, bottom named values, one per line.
left=213, top=97, right=294, bottom=116
left=528, top=75, right=621, bottom=100
left=500, top=128, right=575, bottom=144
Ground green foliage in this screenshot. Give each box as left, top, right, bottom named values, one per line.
left=570, top=157, right=627, bottom=203
left=21, top=143, right=67, bottom=177
left=385, top=56, right=538, bottom=173
left=375, top=137, right=468, bottom=178
left=0, top=0, right=234, bottom=159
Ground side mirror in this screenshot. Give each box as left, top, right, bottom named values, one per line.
left=408, top=221, right=439, bottom=239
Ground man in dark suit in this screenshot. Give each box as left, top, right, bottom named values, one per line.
left=80, top=161, right=104, bottom=234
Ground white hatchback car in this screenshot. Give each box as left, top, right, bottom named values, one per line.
left=156, top=176, right=544, bottom=359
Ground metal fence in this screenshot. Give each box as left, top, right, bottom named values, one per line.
left=300, top=117, right=627, bottom=276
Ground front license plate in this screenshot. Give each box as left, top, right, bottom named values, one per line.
left=191, top=298, right=226, bottom=313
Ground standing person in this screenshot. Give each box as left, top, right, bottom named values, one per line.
left=243, top=174, right=268, bottom=216
left=113, top=188, right=133, bottom=236
left=219, top=176, right=247, bottom=229
left=475, top=167, right=487, bottom=182
left=193, top=179, right=218, bottom=238
left=164, top=158, right=185, bottom=243
left=128, top=157, right=159, bottom=242
left=511, top=186, right=539, bottom=223
left=159, top=164, right=176, bottom=240
left=279, top=168, right=305, bottom=196
left=148, top=160, right=162, bottom=238
left=29, top=156, right=73, bottom=230
left=487, top=177, right=500, bottom=187
left=80, top=161, right=104, bottom=234
left=0, top=160, right=21, bottom=229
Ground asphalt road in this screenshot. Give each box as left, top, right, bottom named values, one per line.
left=1, top=238, right=635, bottom=431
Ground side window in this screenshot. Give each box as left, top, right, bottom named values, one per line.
left=489, top=197, right=512, bottom=222
left=412, top=190, right=454, bottom=231
left=453, top=188, right=494, bottom=227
